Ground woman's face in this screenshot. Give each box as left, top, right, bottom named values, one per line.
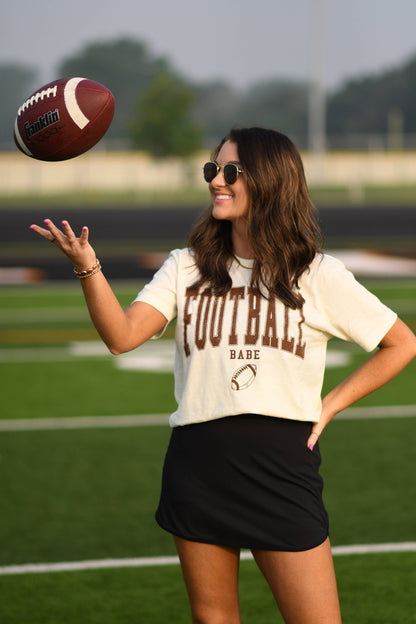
left=209, top=140, right=249, bottom=226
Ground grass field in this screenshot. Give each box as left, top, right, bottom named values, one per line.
left=0, top=278, right=415, bottom=623
left=2, top=182, right=416, bottom=207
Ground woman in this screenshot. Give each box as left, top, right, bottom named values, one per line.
left=31, top=127, right=416, bottom=624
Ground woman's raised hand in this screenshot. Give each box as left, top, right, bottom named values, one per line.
left=30, top=218, right=97, bottom=271
left=29, top=217, right=167, bottom=353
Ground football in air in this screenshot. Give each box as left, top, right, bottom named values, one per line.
left=14, top=77, right=115, bottom=161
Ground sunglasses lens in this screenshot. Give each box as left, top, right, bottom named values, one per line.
left=203, top=162, right=218, bottom=183
left=223, top=164, right=238, bottom=185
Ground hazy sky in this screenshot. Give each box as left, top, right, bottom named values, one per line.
left=2, top=0, right=416, bottom=91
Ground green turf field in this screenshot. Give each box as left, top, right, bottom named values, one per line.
left=2, top=181, right=416, bottom=207
left=0, top=279, right=415, bottom=623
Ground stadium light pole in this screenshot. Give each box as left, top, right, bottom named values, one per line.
left=308, top=0, right=326, bottom=154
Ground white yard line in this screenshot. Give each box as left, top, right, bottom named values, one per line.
left=336, top=404, right=416, bottom=419
left=0, top=414, right=171, bottom=431
left=0, top=405, right=415, bottom=432
left=1, top=542, right=415, bottom=576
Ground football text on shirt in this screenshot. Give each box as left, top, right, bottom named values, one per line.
left=183, top=286, right=306, bottom=359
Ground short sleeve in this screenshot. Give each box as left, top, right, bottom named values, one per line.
left=302, top=255, right=397, bottom=351
left=133, top=249, right=180, bottom=325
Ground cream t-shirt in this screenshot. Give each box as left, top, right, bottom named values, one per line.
left=134, top=250, right=397, bottom=427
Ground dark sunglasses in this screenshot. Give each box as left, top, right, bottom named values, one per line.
left=203, top=161, right=245, bottom=185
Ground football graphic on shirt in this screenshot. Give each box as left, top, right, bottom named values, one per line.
left=231, top=364, right=257, bottom=391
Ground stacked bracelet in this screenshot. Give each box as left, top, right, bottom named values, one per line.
left=73, top=259, right=102, bottom=279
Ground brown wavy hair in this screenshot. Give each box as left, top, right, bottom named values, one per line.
left=188, top=127, right=323, bottom=309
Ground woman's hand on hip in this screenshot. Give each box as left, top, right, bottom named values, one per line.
left=307, top=426, right=322, bottom=451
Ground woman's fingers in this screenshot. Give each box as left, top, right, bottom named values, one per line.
left=307, top=429, right=321, bottom=451
left=29, top=224, right=55, bottom=243
left=30, top=218, right=63, bottom=243
left=80, top=225, right=89, bottom=243
left=30, top=219, right=95, bottom=267
left=61, top=219, right=80, bottom=244
left=43, top=218, right=61, bottom=240
left=31, top=219, right=82, bottom=248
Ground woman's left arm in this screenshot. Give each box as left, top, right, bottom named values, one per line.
left=308, top=318, right=416, bottom=449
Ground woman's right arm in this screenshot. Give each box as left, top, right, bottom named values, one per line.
left=30, top=218, right=167, bottom=354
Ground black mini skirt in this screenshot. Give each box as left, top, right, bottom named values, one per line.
left=156, top=414, right=329, bottom=551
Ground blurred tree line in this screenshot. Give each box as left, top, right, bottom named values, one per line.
left=2, top=36, right=416, bottom=156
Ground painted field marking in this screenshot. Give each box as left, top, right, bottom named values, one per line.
left=1, top=542, right=415, bottom=576
left=0, top=340, right=350, bottom=369
left=0, top=414, right=170, bottom=431
left=0, top=405, right=415, bottom=432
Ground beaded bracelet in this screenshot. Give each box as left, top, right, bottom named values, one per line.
left=73, top=259, right=102, bottom=279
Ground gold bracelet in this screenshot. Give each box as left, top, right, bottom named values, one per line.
left=73, top=259, right=102, bottom=279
